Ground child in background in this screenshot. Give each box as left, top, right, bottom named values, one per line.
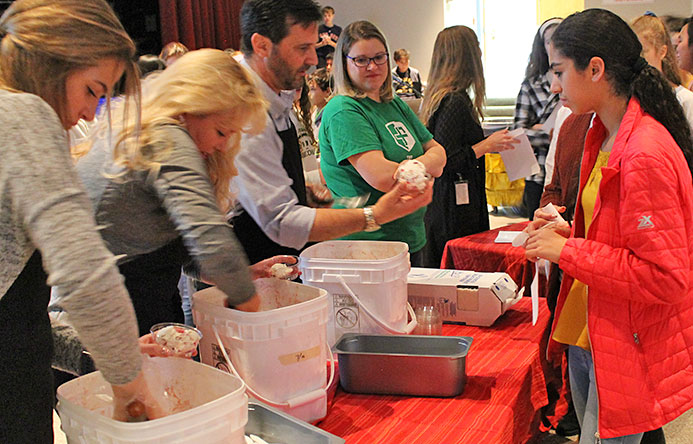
left=392, top=48, right=423, bottom=98
left=308, top=68, right=332, bottom=141
left=317, top=6, right=341, bottom=68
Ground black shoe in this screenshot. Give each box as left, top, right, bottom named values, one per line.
left=555, top=409, right=580, bottom=437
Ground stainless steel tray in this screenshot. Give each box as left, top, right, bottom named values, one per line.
left=246, top=401, right=344, bottom=444
left=333, top=334, right=473, bottom=397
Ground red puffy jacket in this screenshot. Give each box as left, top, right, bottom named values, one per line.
left=550, top=98, right=693, bottom=438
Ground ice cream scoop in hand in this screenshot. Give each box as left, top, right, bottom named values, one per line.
left=396, top=159, right=430, bottom=192
left=250, top=255, right=300, bottom=280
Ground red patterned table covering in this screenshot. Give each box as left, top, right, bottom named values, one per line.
left=441, top=222, right=546, bottom=298
left=319, top=297, right=550, bottom=444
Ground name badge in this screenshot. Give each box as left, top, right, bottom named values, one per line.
left=455, top=179, right=469, bottom=205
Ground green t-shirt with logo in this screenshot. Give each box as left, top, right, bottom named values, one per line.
left=319, top=95, right=433, bottom=253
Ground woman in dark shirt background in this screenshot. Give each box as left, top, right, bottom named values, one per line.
left=420, top=25, right=517, bottom=268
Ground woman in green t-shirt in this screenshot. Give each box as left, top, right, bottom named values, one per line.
left=319, top=20, right=446, bottom=266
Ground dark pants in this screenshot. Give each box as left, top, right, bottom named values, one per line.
left=641, top=428, right=666, bottom=444
left=0, top=251, right=54, bottom=444
left=523, top=180, right=544, bottom=220
left=119, top=239, right=187, bottom=336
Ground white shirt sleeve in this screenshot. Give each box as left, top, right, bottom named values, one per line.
left=231, top=114, right=317, bottom=250
left=675, top=85, right=693, bottom=133
left=544, top=106, right=573, bottom=189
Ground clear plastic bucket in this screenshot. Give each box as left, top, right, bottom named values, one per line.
left=56, top=357, right=247, bottom=444
left=192, top=278, right=331, bottom=423
left=299, top=240, right=417, bottom=346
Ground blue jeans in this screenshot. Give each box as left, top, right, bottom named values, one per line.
left=568, top=346, right=644, bottom=444
left=178, top=273, right=195, bottom=327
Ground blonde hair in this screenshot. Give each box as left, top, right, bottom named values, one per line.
left=332, top=20, right=394, bottom=102
left=104, top=49, right=267, bottom=213
left=420, top=26, right=486, bottom=126
left=631, top=15, right=682, bottom=86
left=0, top=0, right=140, bottom=130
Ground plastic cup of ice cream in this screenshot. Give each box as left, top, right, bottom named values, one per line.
left=150, top=322, right=202, bottom=357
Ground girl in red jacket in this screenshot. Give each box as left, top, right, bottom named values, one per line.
left=525, top=8, right=693, bottom=444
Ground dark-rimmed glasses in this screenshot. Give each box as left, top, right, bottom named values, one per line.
left=346, top=53, right=389, bottom=68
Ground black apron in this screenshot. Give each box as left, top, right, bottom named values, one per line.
left=232, top=121, right=309, bottom=264
left=118, top=237, right=188, bottom=336
left=0, top=251, right=54, bottom=444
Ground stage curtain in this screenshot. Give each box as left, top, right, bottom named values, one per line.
left=159, top=0, right=244, bottom=51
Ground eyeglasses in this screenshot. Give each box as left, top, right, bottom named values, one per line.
left=346, top=53, right=389, bottom=68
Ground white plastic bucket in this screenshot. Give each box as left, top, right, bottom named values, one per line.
left=299, top=240, right=417, bottom=346
left=56, top=357, right=247, bottom=444
left=192, top=279, right=331, bottom=423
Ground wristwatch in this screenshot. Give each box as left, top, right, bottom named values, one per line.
left=363, top=206, right=381, bottom=232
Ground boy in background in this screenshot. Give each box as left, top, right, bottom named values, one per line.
left=392, top=48, right=423, bottom=98
left=316, top=6, right=341, bottom=68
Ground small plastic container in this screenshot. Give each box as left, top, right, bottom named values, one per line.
left=413, top=306, right=442, bottom=335
left=150, top=322, right=202, bottom=357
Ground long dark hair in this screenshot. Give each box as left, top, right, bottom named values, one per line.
left=294, top=76, right=316, bottom=146
left=525, top=18, right=561, bottom=79
left=552, top=9, right=693, bottom=173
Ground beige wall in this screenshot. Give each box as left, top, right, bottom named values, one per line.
left=584, top=0, right=691, bottom=21
left=325, top=0, right=445, bottom=83
left=539, top=0, right=583, bottom=22
left=325, top=0, right=692, bottom=84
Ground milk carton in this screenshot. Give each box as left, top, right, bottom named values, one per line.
left=407, top=268, right=523, bottom=327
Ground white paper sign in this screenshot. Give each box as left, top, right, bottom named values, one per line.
left=495, top=231, right=523, bottom=244
left=500, top=128, right=541, bottom=181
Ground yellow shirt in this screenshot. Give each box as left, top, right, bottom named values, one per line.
left=552, top=150, right=610, bottom=350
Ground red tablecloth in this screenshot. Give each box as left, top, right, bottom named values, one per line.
left=319, top=297, right=550, bottom=444
left=441, top=222, right=546, bottom=298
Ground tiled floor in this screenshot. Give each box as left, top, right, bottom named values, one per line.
left=532, top=409, right=693, bottom=444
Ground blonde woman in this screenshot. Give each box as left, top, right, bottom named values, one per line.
left=419, top=26, right=517, bottom=267
left=632, top=14, right=693, bottom=129
left=0, top=0, right=162, bottom=439
left=71, top=49, right=267, bottom=336
left=319, top=20, right=446, bottom=266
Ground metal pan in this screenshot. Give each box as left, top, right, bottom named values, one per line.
left=333, top=333, right=473, bottom=397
